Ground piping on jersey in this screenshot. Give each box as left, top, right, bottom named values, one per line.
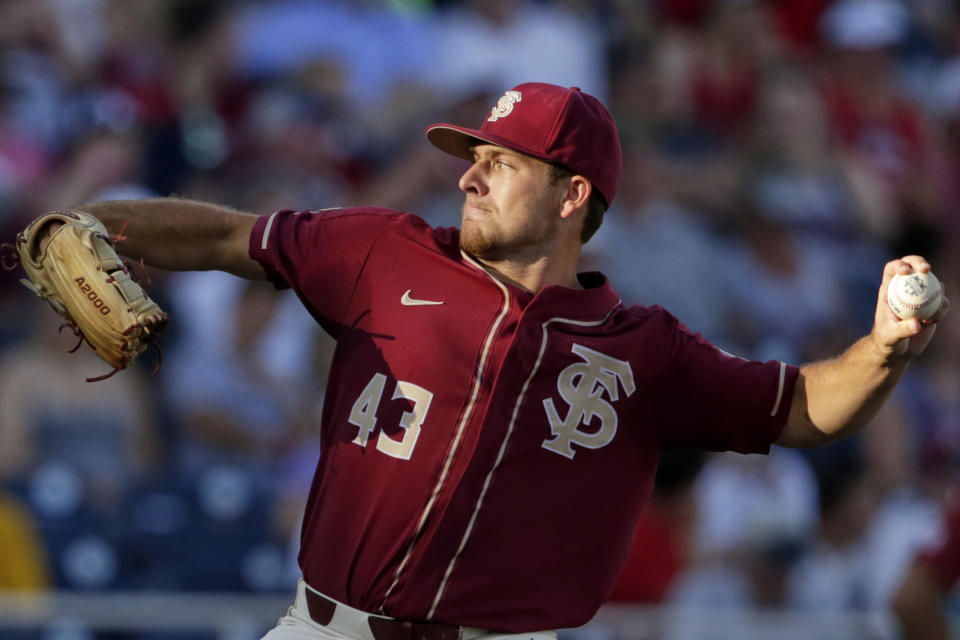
left=261, top=211, right=279, bottom=250
left=260, top=208, right=340, bottom=251
left=379, top=252, right=511, bottom=613
left=427, top=300, right=623, bottom=618
left=769, top=362, right=787, bottom=417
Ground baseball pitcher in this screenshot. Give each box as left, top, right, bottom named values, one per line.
left=14, top=83, right=949, bottom=640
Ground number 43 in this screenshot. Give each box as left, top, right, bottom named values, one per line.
left=349, top=373, right=434, bottom=460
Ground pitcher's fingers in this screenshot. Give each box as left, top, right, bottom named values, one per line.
left=899, top=255, right=931, bottom=273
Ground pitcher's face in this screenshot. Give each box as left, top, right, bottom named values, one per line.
left=458, top=145, right=567, bottom=262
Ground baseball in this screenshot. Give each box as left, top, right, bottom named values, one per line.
left=887, top=271, right=943, bottom=320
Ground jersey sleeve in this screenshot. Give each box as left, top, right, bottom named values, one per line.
left=248, top=207, right=395, bottom=331
left=916, top=496, right=960, bottom=590
left=652, top=310, right=799, bottom=453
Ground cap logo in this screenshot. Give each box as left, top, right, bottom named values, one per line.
left=487, top=90, right=522, bottom=122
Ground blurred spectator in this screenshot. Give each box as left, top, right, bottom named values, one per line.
left=785, top=457, right=879, bottom=611
left=0, top=488, right=50, bottom=590
left=228, top=76, right=359, bottom=208
left=664, top=532, right=807, bottom=640
left=739, top=65, right=895, bottom=343
left=660, top=448, right=818, bottom=638
left=717, top=206, right=848, bottom=363
left=162, top=277, right=322, bottom=489
left=231, top=0, right=435, bottom=110
left=896, top=276, right=960, bottom=503
left=34, top=129, right=148, bottom=214
left=583, top=148, right=734, bottom=341
left=0, top=0, right=69, bottom=153
left=622, top=0, right=782, bottom=151
left=818, top=0, right=947, bottom=249
left=736, top=67, right=892, bottom=358
left=892, top=490, right=960, bottom=640
left=687, top=448, right=819, bottom=563
left=0, top=307, right=162, bottom=508
left=684, top=2, right=782, bottom=139
left=769, top=0, right=835, bottom=55
left=426, top=0, right=608, bottom=103
left=858, top=481, right=943, bottom=611
left=743, top=68, right=869, bottom=237
left=878, top=288, right=960, bottom=634
left=159, top=273, right=330, bottom=594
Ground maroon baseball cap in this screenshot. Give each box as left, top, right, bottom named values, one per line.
left=425, top=83, right=623, bottom=206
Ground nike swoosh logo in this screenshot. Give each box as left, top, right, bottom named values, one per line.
left=401, top=290, right=444, bottom=306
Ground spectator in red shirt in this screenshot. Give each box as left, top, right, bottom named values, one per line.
left=892, top=492, right=960, bottom=639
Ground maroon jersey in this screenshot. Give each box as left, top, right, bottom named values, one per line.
left=249, top=208, right=799, bottom=632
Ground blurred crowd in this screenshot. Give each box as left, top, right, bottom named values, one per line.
left=1, top=0, right=960, bottom=638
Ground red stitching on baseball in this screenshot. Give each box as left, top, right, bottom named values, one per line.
left=891, top=286, right=941, bottom=310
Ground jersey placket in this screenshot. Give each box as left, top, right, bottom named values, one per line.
left=424, top=292, right=625, bottom=618
left=379, top=255, right=517, bottom=613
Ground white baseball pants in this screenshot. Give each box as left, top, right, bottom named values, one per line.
left=260, top=581, right=558, bottom=640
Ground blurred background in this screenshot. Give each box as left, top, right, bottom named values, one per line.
left=0, top=0, right=959, bottom=638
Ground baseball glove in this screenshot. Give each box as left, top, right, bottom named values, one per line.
left=2, top=210, right=167, bottom=381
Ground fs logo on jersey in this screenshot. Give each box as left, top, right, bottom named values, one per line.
left=541, top=343, right=636, bottom=459
left=488, top=90, right=522, bottom=122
